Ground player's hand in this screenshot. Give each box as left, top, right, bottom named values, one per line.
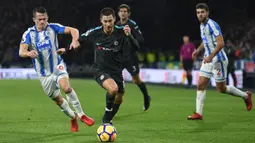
left=69, top=40, right=80, bottom=50
left=123, top=25, right=131, bottom=36
left=28, top=50, right=38, bottom=58
left=57, top=48, right=66, bottom=55
left=203, top=55, right=213, bottom=63
left=192, top=50, right=199, bottom=59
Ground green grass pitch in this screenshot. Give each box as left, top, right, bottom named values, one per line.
left=0, top=79, right=254, bottom=143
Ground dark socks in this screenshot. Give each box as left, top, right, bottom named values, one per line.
left=187, top=74, right=192, bottom=86
left=137, top=82, right=149, bottom=99
left=112, top=103, right=121, bottom=119
left=103, top=92, right=115, bottom=123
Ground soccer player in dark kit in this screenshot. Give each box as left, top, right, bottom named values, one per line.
left=117, top=4, right=151, bottom=111
left=78, top=7, right=139, bottom=124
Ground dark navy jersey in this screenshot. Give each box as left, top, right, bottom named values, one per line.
left=79, top=25, right=139, bottom=74
left=116, top=19, right=143, bottom=60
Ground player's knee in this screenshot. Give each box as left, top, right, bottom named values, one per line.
left=108, top=86, right=118, bottom=95
left=115, top=96, right=123, bottom=104
left=216, top=86, right=226, bottom=93
left=62, top=86, right=72, bottom=94
left=132, top=76, right=142, bottom=84
left=53, top=96, right=63, bottom=106
left=197, top=84, right=205, bottom=90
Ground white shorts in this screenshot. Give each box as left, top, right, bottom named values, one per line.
left=39, top=63, right=68, bottom=99
left=199, top=60, right=228, bottom=82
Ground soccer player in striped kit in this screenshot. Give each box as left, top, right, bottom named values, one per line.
left=19, top=7, right=94, bottom=131
left=188, top=3, right=252, bottom=120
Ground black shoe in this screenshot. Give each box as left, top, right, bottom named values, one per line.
left=102, top=120, right=113, bottom=125
left=185, top=85, right=192, bottom=89
left=143, top=95, right=151, bottom=111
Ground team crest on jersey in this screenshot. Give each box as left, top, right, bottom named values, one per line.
left=98, top=46, right=103, bottom=50
left=45, top=31, right=50, bottom=36
left=100, top=75, right=105, bottom=80
left=114, top=41, right=119, bottom=46
left=58, top=65, right=64, bottom=70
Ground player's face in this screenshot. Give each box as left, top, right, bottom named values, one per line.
left=33, top=12, right=48, bottom=30
left=183, top=36, right=189, bottom=44
left=101, top=15, right=115, bottom=34
left=118, top=8, right=129, bottom=20
left=196, top=9, right=208, bottom=23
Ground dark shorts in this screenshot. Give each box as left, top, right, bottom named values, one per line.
left=122, top=57, right=140, bottom=76
left=183, top=59, right=193, bottom=71
left=94, top=71, right=125, bottom=93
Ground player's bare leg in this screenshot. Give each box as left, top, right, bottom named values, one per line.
left=216, top=81, right=252, bottom=111
left=132, top=74, right=151, bottom=111
left=111, top=92, right=124, bottom=121
left=52, top=94, right=78, bottom=132
left=58, top=76, right=94, bottom=126
left=102, top=79, right=119, bottom=124
left=188, top=76, right=210, bottom=120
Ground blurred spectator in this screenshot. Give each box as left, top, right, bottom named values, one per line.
left=146, top=49, right=156, bottom=68
left=0, top=0, right=254, bottom=70
left=225, top=40, right=237, bottom=86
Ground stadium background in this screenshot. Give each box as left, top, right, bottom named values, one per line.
left=0, top=0, right=255, bottom=142
left=0, top=0, right=255, bottom=88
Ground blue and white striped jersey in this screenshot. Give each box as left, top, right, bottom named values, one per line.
left=21, top=23, right=65, bottom=76
left=200, top=18, right=227, bottom=63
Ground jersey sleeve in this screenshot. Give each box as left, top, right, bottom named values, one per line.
left=209, top=21, right=222, bottom=37
left=49, top=23, right=66, bottom=34
left=79, top=29, right=93, bottom=42
left=129, top=20, right=144, bottom=44
left=20, top=29, right=31, bottom=45
left=126, top=34, right=140, bottom=51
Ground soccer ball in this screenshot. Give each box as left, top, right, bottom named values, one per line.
left=97, top=123, right=117, bottom=142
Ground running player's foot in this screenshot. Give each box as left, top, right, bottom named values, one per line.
left=187, top=112, right=203, bottom=120
left=70, top=115, right=78, bottom=132
left=80, top=115, right=95, bottom=126
left=244, top=91, right=252, bottom=111
left=102, top=119, right=113, bottom=125
left=185, top=85, right=191, bottom=89
left=143, top=95, right=151, bottom=111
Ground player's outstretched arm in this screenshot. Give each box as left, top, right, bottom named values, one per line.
left=64, top=27, right=80, bottom=50
left=64, top=27, right=79, bottom=42
left=19, top=44, right=38, bottom=58
left=78, top=29, right=94, bottom=45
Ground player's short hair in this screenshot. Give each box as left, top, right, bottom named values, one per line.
left=196, top=3, right=209, bottom=12
left=100, top=7, right=115, bottom=18
left=118, top=4, right=131, bottom=13
left=33, top=7, right=47, bottom=17
left=183, top=35, right=189, bottom=37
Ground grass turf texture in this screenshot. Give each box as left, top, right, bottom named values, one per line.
left=0, top=79, right=254, bottom=143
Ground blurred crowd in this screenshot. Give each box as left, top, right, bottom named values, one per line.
left=224, top=19, right=255, bottom=60
left=0, top=0, right=254, bottom=69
